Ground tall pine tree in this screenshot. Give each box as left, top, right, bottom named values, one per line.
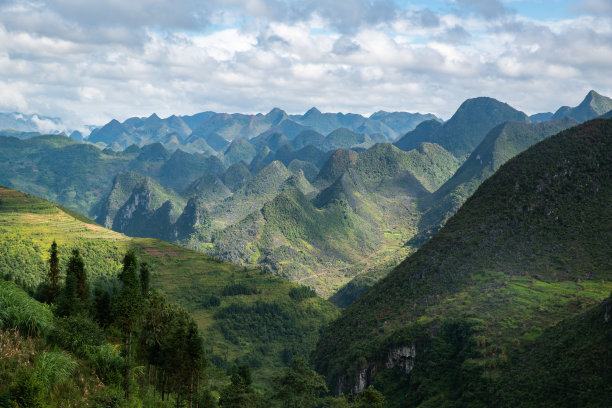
left=140, top=262, right=150, bottom=297
left=116, top=249, right=143, bottom=400
left=56, top=248, right=87, bottom=316
left=47, top=240, right=60, bottom=302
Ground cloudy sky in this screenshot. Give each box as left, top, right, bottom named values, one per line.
left=1, top=0, right=611, bottom=129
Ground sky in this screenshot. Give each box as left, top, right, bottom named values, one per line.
left=0, top=0, right=611, bottom=130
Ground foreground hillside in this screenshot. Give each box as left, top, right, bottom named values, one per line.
left=0, top=186, right=338, bottom=383
left=314, top=118, right=612, bottom=405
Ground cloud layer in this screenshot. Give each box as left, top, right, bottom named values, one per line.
left=0, top=0, right=610, bottom=128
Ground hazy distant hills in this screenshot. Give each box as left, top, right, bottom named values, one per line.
left=314, top=118, right=612, bottom=404
left=86, top=107, right=440, bottom=154
left=0, top=112, right=63, bottom=133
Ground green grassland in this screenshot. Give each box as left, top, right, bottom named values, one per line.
left=0, top=186, right=338, bottom=385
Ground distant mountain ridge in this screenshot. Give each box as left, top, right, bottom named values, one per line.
left=551, top=90, right=612, bottom=123
left=87, top=107, right=441, bottom=153
left=394, top=97, right=530, bottom=157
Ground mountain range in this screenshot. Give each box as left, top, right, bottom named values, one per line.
left=1, top=90, right=611, bottom=406
left=1, top=91, right=610, bottom=301
left=86, top=107, right=440, bottom=153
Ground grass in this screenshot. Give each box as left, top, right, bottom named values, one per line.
left=0, top=280, right=54, bottom=337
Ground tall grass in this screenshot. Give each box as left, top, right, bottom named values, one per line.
left=0, top=280, right=54, bottom=337
left=34, top=351, right=77, bottom=392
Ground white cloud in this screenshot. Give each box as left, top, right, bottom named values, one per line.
left=0, top=1, right=610, bottom=125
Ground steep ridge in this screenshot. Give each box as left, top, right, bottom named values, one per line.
left=551, top=90, right=612, bottom=123
left=394, top=97, right=529, bottom=157
left=183, top=174, right=232, bottom=206
left=394, top=119, right=442, bottom=150
left=222, top=161, right=252, bottom=191
left=0, top=185, right=338, bottom=384
left=95, top=171, right=149, bottom=228
left=210, top=161, right=292, bottom=227
left=213, top=142, right=460, bottom=296
left=314, top=118, right=612, bottom=404
left=415, top=117, right=578, bottom=241
left=112, top=178, right=186, bottom=239
left=157, top=149, right=225, bottom=192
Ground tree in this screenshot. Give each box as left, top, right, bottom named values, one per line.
left=56, top=249, right=86, bottom=317
left=140, top=262, right=150, bottom=297
left=219, top=365, right=256, bottom=408
left=269, top=357, right=328, bottom=408
left=140, top=291, right=175, bottom=400
left=92, top=284, right=113, bottom=328
left=115, top=249, right=143, bottom=400
left=354, top=386, right=384, bottom=408
left=47, top=240, right=60, bottom=302
left=67, top=249, right=88, bottom=304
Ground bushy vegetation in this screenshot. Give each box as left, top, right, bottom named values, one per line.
left=289, top=286, right=317, bottom=301
left=0, top=280, right=54, bottom=337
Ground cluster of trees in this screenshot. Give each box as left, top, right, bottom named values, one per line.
left=5, top=240, right=386, bottom=407
left=34, top=241, right=208, bottom=407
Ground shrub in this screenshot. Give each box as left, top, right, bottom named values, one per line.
left=221, top=283, right=260, bottom=296
left=87, top=344, right=124, bottom=386
left=49, top=315, right=104, bottom=356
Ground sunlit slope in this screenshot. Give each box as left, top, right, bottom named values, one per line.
left=0, top=186, right=338, bottom=384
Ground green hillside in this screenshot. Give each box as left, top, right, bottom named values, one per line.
left=415, top=117, right=578, bottom=240
left=212, top=142, right=460, bottom=297
left=0, top=186, right=338, bottom=384
left=313, top=118, right=612, bottom=405
left=495, top=294, right=611, bottom=407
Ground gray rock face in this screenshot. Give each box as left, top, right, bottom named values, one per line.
left=353, top=365, right=376, bottom=394
left=386, top=344, right=416, bottom=374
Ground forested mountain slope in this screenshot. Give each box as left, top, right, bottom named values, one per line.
left=314, top=118, right=612, bottom=405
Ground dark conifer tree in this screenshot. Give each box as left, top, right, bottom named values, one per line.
left=92, top=284, right=113, bottom=328
left=56, top=263, right=79, bottom=317
left=116, top=249, right=142, bottom=400
left=56, top=248, right=87, bottom=316
left=140, top=262, right=150, bottom=297
left=67, top=248, right=88, bottom=304
left=47, top=240, right=60, bottom=302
